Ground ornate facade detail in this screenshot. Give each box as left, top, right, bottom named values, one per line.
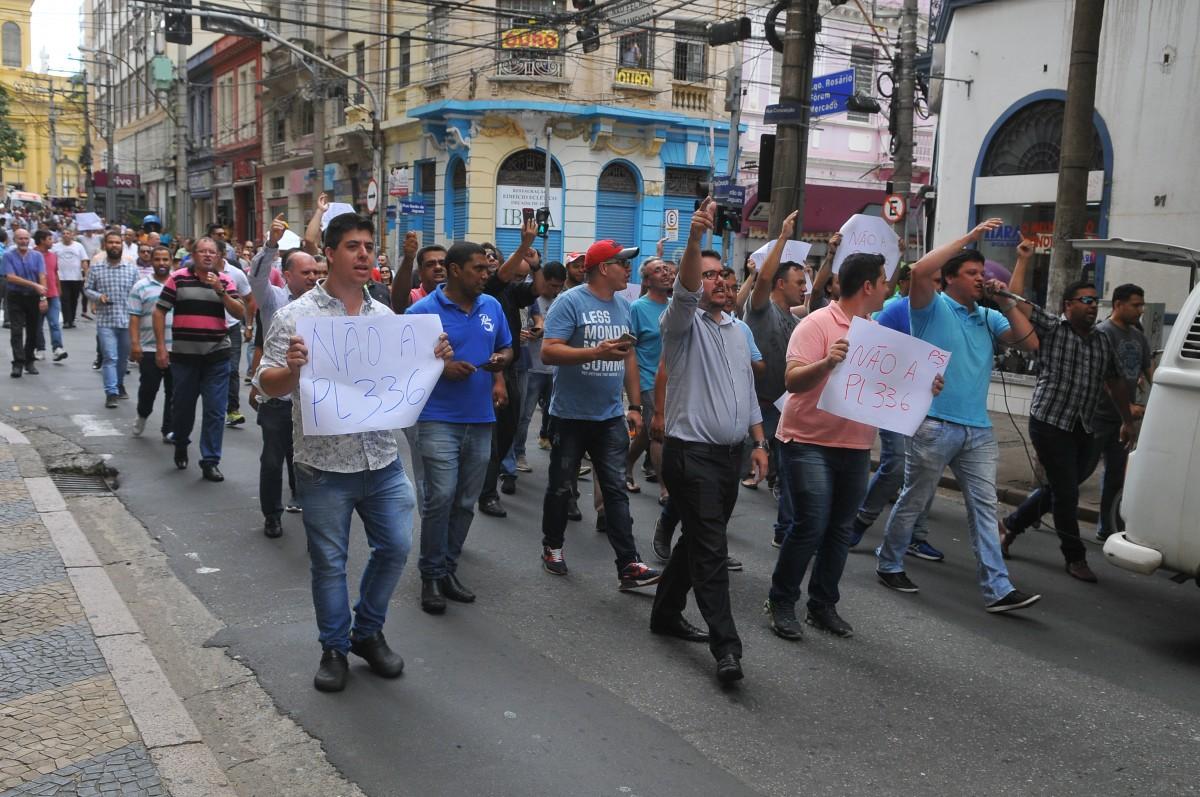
left=643, top=181, right=664, bottom=197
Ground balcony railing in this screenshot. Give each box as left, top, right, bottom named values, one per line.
left=671, top=83, right=710, bottom=112
left=495, top=55, right=565, bottom=79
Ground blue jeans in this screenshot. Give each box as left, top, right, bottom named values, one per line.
left=759, top=402, right=795, bottom=543
left=97, top=325, right=131, bottom=396
left=170, top=356, right=231, bottom=466
left=296, top=458, right=415, bottom=654
left=877, top=417, right=1013, bottom=604
left=768, top=443, right=870, bottom=611
left=856, top=429, right=931, bottom=541
left=515, top=370, right=552, bottom=459
left=542, top=415, right=640, bottom=569
left=416, top=420, right=494, bottom=579
left=37, top=296, right=63, bottom=351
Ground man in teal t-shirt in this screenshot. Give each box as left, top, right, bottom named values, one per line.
left=626, top=257, right=674, bottom=492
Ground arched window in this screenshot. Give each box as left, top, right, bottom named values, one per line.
left=2, top=22, right=21, bottom=68
left=980, top=99, right=1104, bottom=177
left=596, top=162, right=640, bottom=253
left=495, top=149, right=564, bottom=261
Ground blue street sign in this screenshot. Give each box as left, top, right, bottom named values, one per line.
left=726, top=185, right=747, bottom=207
left=400, top=201, right=425, bottom=215
left=763, top=103, right=804, bottom=125
left=385, top=206, right=396, bottom=221
left=810, top=68, right=855, bottom=118
left=712, top=175, right=731, bottom=200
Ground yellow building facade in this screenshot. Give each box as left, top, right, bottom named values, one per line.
left=0, top=0, right=88, bottom=200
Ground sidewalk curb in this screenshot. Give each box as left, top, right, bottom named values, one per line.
left=0, top=420, right=238, bottom=797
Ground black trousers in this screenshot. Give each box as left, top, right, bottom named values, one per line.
left=60, top=280, right=83, bottom=326
left=257, top=399, right=296, bottom=520
left=1019, top=417, right=1100, bottom=564
left=136, top=351, right=174, bottom=434
left=480, top=367, right=521, bottom=502
left=8, top=293, right=40, bottom=367
left=652, top=438, right=742, bottom=660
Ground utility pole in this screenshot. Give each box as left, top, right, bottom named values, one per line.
left=311, top=0, right=326, bottom=211
left=890, top=0, right=917, bottom=252
left=722, top=43, right=743, bottom=266
left=46, top=76, right=58, bottom=198
left=81, top=69, right=94, bottom=211
left=175, top=43, right=190, bottom=238
left=104, top=57, right=117, bottom=222
left=1048, top=0, right=1105, bottom=305
left=766, top=0, right=819, bottom=239
left=542, top=126, right=551, bottom=260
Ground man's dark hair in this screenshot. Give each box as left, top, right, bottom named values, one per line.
left=543, top=261, right=567, bottom=282
left=773, top=261, right=804, bottom=289
left=481, top=242, right=502, bottom=261
left=104, top=230, right=123, bottom=244
left=151, top=245, right=172, bottom=260
left=1112, top=283, right=1144, bottom=303
left=445, top=241, right=486, bottom=274
left=840, top=253, right=886, bottom=298
left=0, top=229, right=8, bottom=244
left=323, top=213, right=374, bottom=252
left=33, top=229, right=51, bottom=246
left=700, top=248, right=722, bottom=262
left=417, top=244, right=447, bottom=267
left=1061, top=279, right=1096, bottom=308
left=941, top=249, right=985, bottom=282
left=206, top=222, right=224, bottom=235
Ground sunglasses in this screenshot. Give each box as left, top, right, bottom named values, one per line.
left=1068, top=296, right=1099, bottom=306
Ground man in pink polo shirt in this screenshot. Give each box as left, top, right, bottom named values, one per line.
left=763, top=252, right=942, bottom=641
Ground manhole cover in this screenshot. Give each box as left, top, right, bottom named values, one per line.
left=49, top=473, right=114, bottom=495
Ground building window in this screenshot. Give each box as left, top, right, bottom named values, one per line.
left=270, top=109, right=285, bottom=144
left=664, top=166, right=705, bottom=197
left=270, top=176, right=285, bottom=192
left=397, top=33, right=411, bottom=87
left=599, top=162, right=638, bottom=192
left=2, top=21, right=20, bottom=67
left=980, top=99, right=1104, bottom=176
left=848, top=44, right=875, bottom=122
left=618, top=31, right=650, bottom=68
left=672, top=21, right=707, bottom=82
left=496, top=0, right=563, bottom=79
left=237, top=62, right=256, bottom=139
left=217, top=74, right=234, bottom=145
left=353, top=42, right=365, bottom=103
left=296, top=102, right=314, bottom=136
left=428, top=5, right=448, bottom=82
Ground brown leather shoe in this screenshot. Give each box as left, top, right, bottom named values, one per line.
left=999, top=520, right=1016, bottom=560
left=1065, top=559, right=1098, bottom=583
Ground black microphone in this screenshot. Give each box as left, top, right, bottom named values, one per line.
left=986, top=286, right=1032, bottom=305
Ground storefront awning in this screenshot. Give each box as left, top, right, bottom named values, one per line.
left=742, top=184, right=888, bottom=237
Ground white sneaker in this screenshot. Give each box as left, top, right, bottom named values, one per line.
left=52, top=347, right=68, bottom=362
left=515, top=455, right=532, bottom=473
left=34, top=350, right=45, bottom=361
left=132, top=416, right=147, bottom=436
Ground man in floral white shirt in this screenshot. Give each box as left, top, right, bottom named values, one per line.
left=256, top=213, right=453, bottom=693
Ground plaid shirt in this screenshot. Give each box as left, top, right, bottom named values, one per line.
left=83, top=260, right=141, bottom=328
left=1028, top=304, right=1118, bottom=433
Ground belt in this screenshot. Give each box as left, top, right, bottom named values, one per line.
left=665, top=437, right=740, bottom=455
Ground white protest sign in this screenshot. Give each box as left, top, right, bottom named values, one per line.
left=295, top=314, right=446, bottom=436
left=816, top=316, right=951, bottom=436
left=74, top=212, right=103, bottom=232
left=320, top=202, right=357, bottom=231
left=832, top=214, right=902, bottom=280
left=277, top=229, right=302, bottom=251
left=750, top=239, right=814, bottom=293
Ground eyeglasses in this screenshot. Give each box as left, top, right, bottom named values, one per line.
left=700, top=270, right=722, bottom=281
left=1068, top=296, right=1099, bottom=306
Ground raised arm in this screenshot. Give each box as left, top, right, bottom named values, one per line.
left=494, top=220, right=538, bottom=283
left=1006, top=237, right=1036, bottom=318
left=302, top=193, right=329, bottom=255
left=390, top=231, right=419, bottom=312
left=910, top=218, right=1003, bottom=310
left=750, top=209, right=798, bottom=312
left=677, top=196, right=713, bottom=293
left=809, top=232, right=840, bottom=311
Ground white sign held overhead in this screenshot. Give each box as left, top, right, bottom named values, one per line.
left=74, top=212, right=103, bottom=232
left=750, top=239, right=814, bottom=294
left=816, top=316, right=951, bottom=437
left=295, top=315, right=446, bottom=436
left=832, top=214, right=902, bottom=280
left=664, top=208, right=679, bottom=242
left=320, top=202, right=357, bottom=232
left=276, top=229, right=302, bottom=251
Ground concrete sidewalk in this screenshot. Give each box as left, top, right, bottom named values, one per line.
left=0, top=422, right=234, bottom=797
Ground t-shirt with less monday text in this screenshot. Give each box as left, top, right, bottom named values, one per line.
left=544, top=284, right=632, bottom=421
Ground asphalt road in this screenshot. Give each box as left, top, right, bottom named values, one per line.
left=7, top=323, right=1200, bottom=796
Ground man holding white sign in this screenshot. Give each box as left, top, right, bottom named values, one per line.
left=256, top=213, right=454, bottom=693
left=765, top=252, right=934, bottom=641
left=874, top=221, right=1042, bottom=613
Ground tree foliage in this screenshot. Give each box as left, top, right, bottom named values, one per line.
left=0, top=86, right=26, bottom=166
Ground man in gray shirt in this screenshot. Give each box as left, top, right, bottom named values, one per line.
left=650, top=198, right=769, bottom=686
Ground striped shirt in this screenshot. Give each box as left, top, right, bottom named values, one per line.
left=156, top=267, right=239, bottom=359
left=128, top=277, right=172, bottom=351
left=83, top=260, right=140, bottom=328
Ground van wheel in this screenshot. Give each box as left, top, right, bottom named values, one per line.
left=1107, top=488, right=1123, bottom=540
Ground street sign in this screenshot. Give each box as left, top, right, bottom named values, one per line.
left=664, top=208, right=679, bottom=241
left=712, top=175, right=731, bottom=200
left=882, top=193, right=907, bottom=224
left=400, top=201, right=425, bottom=215
left=763, top=103, right=804, bottom=125
left=726, top=185, right=747, bottom=208
left=366, top=179, right=379, bottom=214
left=810, top=68, right=855, bottom=118
left=607, top=0, right=657, bottom=27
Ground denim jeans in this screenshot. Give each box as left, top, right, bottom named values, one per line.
left=481, top=367, right=521, bottom=499
left=257, top=399, right=295, bottom=520
left=226, top=324, right=242, bottom=413
left=759, top=402, right=794, bottom=543
left=877, top=417, right=1014, bottom=604
left=36, top=296, right=63, bottom=351
left=500, top=364, right=529, bottom=475
left=171, top=355, right=231, bottom=466
left=97, top=326, right=131, bottom=396
left=136, top=351, right=173, bottom=435
left=542, top=415, right=640, bottom=570
left=296, top=458, right=415, bottom=654
left=1095, top=422, right=1127, bottom=537
left=417, top=420, right=494, bottom=579
left=517, top=371, right=554, bottom=456
left=856, top=429, right=931, bottom=541
left=768, top=443, right=869, bottom=611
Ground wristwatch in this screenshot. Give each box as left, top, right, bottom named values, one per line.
left=751, top=440, right=770, bottom=450
left=627, top=404, right=643, bottom=413
left=529, top=261, right=541, bottom=273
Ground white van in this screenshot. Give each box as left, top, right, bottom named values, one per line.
left=1093, top=239, right=1200, bottom=584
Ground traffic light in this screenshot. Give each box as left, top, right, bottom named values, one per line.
left=571, top=0, right=594, bottom=8
left=715, top=204, right=741, bottom=234
left=576, top=24, right=600, bottom=53
left=847, top=93, right=881, bottom=114
left=707, top=17, right=752, bottom=46
left=164, top=0, right=193, bottom=45
left=535, top=207, right=550, bottom=238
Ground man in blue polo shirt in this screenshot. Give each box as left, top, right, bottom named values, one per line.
left=874, top=220, right=1043, bottom=613
left=406, top=241, right=513, bottom=614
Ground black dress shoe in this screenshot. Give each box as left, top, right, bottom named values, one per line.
left=349, top=631, right=405, bottom=678
left=566, top=497, right=582, bottom=522
left=201, top=464, right=224, bottom=482
left=24, top=364, right=38, bottom=375
left=421, top=578, right=446, bottom=614
left=650, top=616, right=710, bottom=643
left=263, top=516, right=283, bottom=538
left=10, top=366, right=20, bottom=378
left=174, top=449, right=188, bottom=470
left=500, top=474, right=516, bottom=495
left=479, top=496, right=507, bottom=518
left=441, top=573, right=476, bottom=603
left=313, top=649, right=348, bottom=692
left=715, top=654, right=744, bottom=684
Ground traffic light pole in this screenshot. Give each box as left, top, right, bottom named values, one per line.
left=890, top=0, right=917, bottom=246
left=722, top=45, right=743, bottom=267
left=175, top=43, right=190, bottom=238
left=766, top=0, right=818, bottom=240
